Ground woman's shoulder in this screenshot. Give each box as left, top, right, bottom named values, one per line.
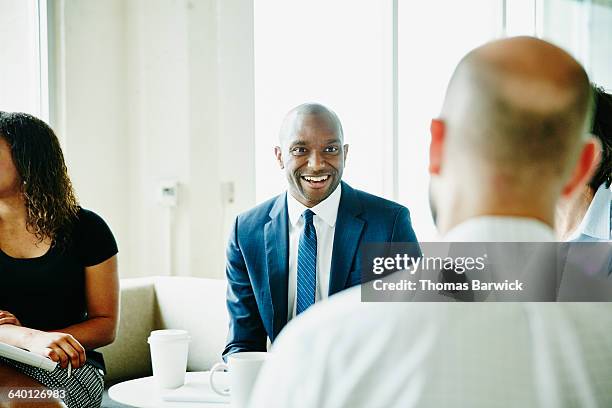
left=74, top=207, right=112, bottom=230
left=71, top=207, right=118, bottom=266
left=76, top=207, right=106, bottom=221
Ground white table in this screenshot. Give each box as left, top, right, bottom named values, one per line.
left=108, top=371, right=229, bottom=408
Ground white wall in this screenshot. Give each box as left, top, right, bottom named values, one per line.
left=53, top=0, right=133, bottom=274
left=0, top=0, right=42, bottom=116
left=50, top=0, right=254, bottom=279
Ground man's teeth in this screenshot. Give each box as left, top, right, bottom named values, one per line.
left=303, top=175, right=329, bottom=182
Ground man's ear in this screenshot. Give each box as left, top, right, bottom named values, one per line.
left=561, top=136, right=601, bottom=199
left=274, top=146, right=284, bottom=169
left=343, top=144, right=349, bottom=164
left=429, top=119, right=445, bottom=175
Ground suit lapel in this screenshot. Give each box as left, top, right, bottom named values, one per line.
left=264, top=194, right=289, bottom=339
left=329, top=182, right=365, bottom=295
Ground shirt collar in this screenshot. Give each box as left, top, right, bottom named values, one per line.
left=569, top=183, right=611, bottom=241
left=287, top=183, right=342, bottom=228
left=442, top=216, right=556, bottom=242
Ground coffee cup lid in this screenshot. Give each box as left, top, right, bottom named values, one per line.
left=147, top=329, right=190, bottom=343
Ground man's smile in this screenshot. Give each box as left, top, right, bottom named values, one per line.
left=300, top=174, right=331, bottom=189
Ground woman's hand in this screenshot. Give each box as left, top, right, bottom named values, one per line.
left=0, top=310, right=21, bottom=326
left=24, top=331, right=86, bottom=369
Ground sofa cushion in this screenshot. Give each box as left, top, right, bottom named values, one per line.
left=99, top=278, right=156, bottom=383
left=153, top=277, right=229, bottom=371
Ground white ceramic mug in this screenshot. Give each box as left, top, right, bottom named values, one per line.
left=147, top=329, right=190, bottom=389
left=209, top=352, right=267, bottom=408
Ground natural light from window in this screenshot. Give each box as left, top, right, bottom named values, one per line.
left=397, top=0, right=503, bottom=241
left=254, top=0, right=389, bottom=203
left=251, top=0, right=611, bottom=242
left=0, top=0, right=45, bottom=119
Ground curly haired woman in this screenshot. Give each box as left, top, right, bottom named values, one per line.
left=0, top=112, right=118, bottom=408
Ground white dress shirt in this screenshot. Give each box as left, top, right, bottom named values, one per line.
left=568, top=183, right=612, bottom=242
left=286, top=184, right=341, bottom=321
left=443, top=215, right=556, bottom=242
left=249, top=216, right=612, bottom=408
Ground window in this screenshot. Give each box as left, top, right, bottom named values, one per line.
left=253, top=0, right=611, bottom=240
left=540, top=0, right=612, bottom=90
left=254, top=0, right=390, bottom=202
left=0, top=0, right=48, bottom=120
left=502, top=0, right=612, bottom=89
left=397, top=0, right=503, bottom=240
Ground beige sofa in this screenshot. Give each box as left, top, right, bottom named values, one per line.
left=99, top=276, right=229, bottom=384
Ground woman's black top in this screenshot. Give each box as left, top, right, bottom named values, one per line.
left=0, top=208, right=118, bottom=372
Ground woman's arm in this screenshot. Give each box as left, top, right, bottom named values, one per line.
left=0, top=322, right=86, bottom=369
left=0, top=310, right=21, bottom=326
left=52, top=255, right=119, bottom=350
left=0, top=255, right=118, bottom=369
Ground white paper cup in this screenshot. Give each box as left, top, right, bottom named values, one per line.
left=209, top=352, right=267, bottom=408
left=147, top=329, right=190, bottom=389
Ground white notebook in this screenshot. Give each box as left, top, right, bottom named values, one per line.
left=0, top=341, right=58, bottom=371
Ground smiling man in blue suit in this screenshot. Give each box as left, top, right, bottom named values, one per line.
left=223, top=103, right=419, bottom=358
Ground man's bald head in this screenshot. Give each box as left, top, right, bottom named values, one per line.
left=274, top=103, right=348, bottom=207
left=440, top=36, right=592, bottom=180
left=429, top=37, right=598, bottom=234
left=279, top=103, right=344, bottom=147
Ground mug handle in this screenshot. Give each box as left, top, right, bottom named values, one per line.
left=209, top=362, right=230, bottom=396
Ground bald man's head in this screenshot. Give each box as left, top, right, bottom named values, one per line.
left=275, top=103, right=348, bottom=207
left=429, top=37, right=598, bottom=234
left=440, top=36, right=592, bottom=180
left=279, top=103, right=344, bottom=147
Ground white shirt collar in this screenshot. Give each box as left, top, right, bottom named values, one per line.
left=442, top=216, right=556, bottom=242
left=569, top=183, right=611, bottom=241
left=287, top=183, right=342, bottom=228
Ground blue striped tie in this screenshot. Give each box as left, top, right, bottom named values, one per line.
left=296, top=209, right=317, bottom=315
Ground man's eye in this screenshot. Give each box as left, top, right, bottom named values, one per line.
left=291, top=147, right=307, bottom=155
left=324, top=146, right=339, bottom=153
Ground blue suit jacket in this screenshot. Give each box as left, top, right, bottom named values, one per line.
left=223, top=182, right=418, bottom=358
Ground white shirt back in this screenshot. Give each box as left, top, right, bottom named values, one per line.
left=250, top=217, right=612, bottom=408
